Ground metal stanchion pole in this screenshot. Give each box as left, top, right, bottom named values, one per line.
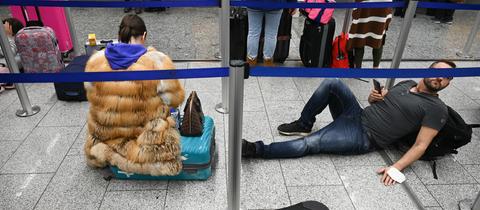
left=215, top=0, right=230, bottom=114
left=227, top=61, right=245, bottom=210
left=456, top=11, right=480, bottom=58
left=342, top=1, right=353, bottom=33
left=0, top=19, right=40, bottom=117
left=473, top=192, right=480, bottom=210
left=64, top=7, right=82, bottom=57
left=386, top=0, right=418, bottom=89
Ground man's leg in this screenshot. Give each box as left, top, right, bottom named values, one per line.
left=246, top=115, right=373, bottom=158
left=278, top=79, right=361, bottom=136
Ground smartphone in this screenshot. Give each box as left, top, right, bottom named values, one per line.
left=372, top=79, right=382, bottom=94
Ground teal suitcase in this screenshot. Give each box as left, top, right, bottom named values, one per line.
left=110, top=116, right=215, bottom=180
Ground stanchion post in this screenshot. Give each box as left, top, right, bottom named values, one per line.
left=386, top=0, right=418, bottom=89
left=473, top=191, right=480, bottom=210
left=227, top=60, right=245, bottom=210
left=0, top=18, right=40, bottom=117
left=342, top=0, right=353, bottom=33
left=215, top=0, right=230, bottom=114
left=457, top=11, right=480, bottom=58
left=64, top=7, right=82, bottom=57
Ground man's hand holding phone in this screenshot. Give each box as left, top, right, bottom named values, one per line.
left=368, top=79, right=388, bottom=104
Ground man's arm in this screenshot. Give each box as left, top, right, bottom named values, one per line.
left=377, top=126, right=439, bottom=186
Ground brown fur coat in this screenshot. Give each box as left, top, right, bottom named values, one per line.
left=83, top=47, right=185, bottom=176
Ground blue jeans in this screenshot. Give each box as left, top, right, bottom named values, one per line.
left=257, top=79, right=375, bottom=158
left=247, top=9, right=282, bottom=60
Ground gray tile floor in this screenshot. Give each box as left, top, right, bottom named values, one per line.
left=0, top=3, right=480, bottom=210
left=0, top=61, right=479, bottom=210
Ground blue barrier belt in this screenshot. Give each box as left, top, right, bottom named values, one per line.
left=0, top=0, right=404, bottom=9
left=417, top=2, right=480, bottom=10
left=250, top=67, right=480, bottom=78
left=0, top=68, right=229, bottom=83
left=231, top=1, right=405, bottom=8
left=0, top=0, right=220, bottom=8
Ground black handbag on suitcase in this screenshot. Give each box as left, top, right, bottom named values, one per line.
left=300, top=18, right=336, bottom=67
left=257, top=9, right=293, bottom=63
left=53, top=55, right=89, bottom=101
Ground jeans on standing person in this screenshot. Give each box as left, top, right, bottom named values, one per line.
left=255, top=79, right=375, bottom=158
left=246, top=9, right=282, bottom=60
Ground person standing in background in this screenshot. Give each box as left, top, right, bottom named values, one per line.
left=246, top=1, right=296, bottom=67
left=432, top=0, right=460, bottom=24
left=348, top=0, right=392, bottom=68
left=124, top=0, right=143, bottom=14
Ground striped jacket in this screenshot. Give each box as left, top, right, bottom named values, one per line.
left=348, top=0, right=393, bottom=49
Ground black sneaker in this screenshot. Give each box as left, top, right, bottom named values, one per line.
left=277, top=120, right=311, bottom=136
left=124, top=7, right=132, bottom=13
left=242, top=139, right=258, bottom=158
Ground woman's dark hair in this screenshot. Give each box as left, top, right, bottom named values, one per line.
left=430, top=60, right=456, bottom=68
left=2, top=18, right=24, bottom=35
left=118, top=14, right=147, bottom=44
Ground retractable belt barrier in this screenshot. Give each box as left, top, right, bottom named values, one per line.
left=1, top=66, right=480, bottom=83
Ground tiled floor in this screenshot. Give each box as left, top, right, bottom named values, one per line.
left=1, top=61, right=479, bottom=210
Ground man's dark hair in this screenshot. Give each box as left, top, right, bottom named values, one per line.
left=118, top=14, right=147, bottom=44
left=2, top=18, right=24, bottom=35
left=430, top=60, right=456, bottom=68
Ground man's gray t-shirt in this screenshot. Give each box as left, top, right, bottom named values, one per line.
left=361, top=80, right=448, bottom=148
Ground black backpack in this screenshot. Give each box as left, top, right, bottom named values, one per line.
left=397, top=106, right=480, bottom=178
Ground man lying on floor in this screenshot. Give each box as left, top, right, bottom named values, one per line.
left=242, top=60, right=456, bottom=186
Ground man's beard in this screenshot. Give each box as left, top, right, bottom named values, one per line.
left=423, top=79, right=445, bottom=92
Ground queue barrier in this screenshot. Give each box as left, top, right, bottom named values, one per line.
left=1, top=1, right=480, bottom=210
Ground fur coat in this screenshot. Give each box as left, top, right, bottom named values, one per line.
left=83, top=47, right=185, bottom=176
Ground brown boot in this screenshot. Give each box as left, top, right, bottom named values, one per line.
left=263, top=58, right=274, bottom=67
left=246, top=56, right=257, bottom=67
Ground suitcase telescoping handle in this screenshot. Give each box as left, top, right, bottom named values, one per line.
left=21, top=6, right=44, bottom=27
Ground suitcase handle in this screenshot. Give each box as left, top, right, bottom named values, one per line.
left=21, top=6, right=44, bottom=27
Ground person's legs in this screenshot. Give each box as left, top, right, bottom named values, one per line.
left=353, top=47, right=365, bottom=68
left=372, top=45, right=383, bottom=68
left=124, top=0, right=132, bottom=13
left=278, top=79, right=362, bottom=136
left=247, top=9, right=264, bottom=61
left=253, top=115, right=372, bottom=158
left=263, top=9, right=282, bottom=63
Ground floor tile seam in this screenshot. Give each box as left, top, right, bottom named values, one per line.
left=424, top=183, right=480, bottom=186
left=36, top=125, right=86, bottom=128
left=291, top=77, right=307, bottom=104
left=278, top=160, right=293, bottom=206
left=256, top=74, right=275, bottom=144
left=163, top=180, right=170, bottom=209
left=329, top=157, right=358, bottom=210
left=0, top=125, right=40, bottom=171
left=97, top=180, right=111, bottom=210
left=31, top=126, right=83, bottom=209
left=450, top=85, right=480, bottom=106
left=285, top=183, right=346, bottom=188
left=106, top=188, right=168, bottom=193
left=0, top=100, right=56, bottom=170
left=0, top=172, right=55, bottom=176
left=407, top=165, right=441, bottom=207
left=457, top=161, right=480, bottom=184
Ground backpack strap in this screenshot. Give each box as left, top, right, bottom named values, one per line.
left=431, top=160, right=438, bottom=180
left=469, top=124, right=480, bottom=128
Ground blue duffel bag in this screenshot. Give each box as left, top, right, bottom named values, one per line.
left=110, top=116, right=215, bottom=180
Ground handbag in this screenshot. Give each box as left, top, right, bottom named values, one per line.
left=180, top=91, right=204, bottom=136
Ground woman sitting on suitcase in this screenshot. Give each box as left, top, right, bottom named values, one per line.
left=83, top=14, right=186, bottom=176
